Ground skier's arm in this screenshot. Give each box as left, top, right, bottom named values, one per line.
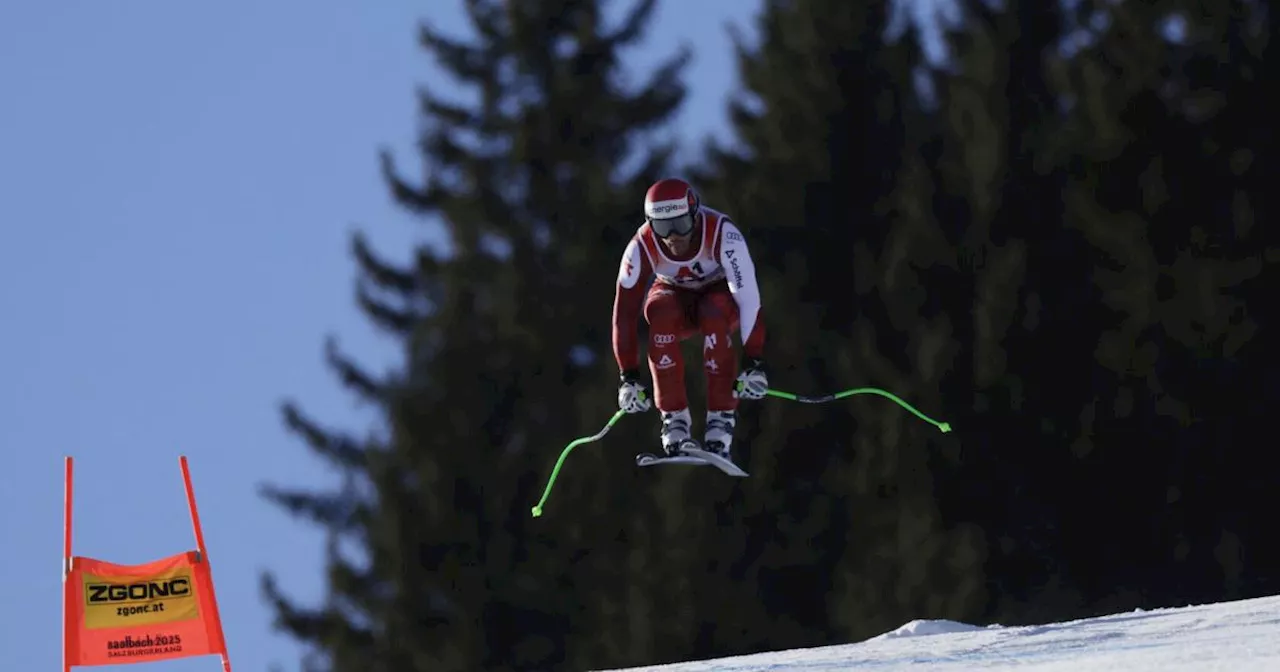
left=718, top=220, right=765, bottom=358
left=612, top=237, right=653, bottom=373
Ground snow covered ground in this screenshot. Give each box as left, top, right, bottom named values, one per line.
left=602, top=593, right=1280, bottom=671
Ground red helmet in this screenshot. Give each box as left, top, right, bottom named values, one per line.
left=644, top=178, right=700, bottom=238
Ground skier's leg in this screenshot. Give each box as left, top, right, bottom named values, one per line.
left=695, top=284, right=741, bottom=458
left=696, top=284, right=740, bottom=411
left=643, top=283, right=697, bottom=453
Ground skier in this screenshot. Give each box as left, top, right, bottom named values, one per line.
left=612, top=177, right=769, bottom=462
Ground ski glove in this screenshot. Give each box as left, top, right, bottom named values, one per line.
left=618, top=369, right=652, bottom=413
left=735, top=357, right=769, bottom=400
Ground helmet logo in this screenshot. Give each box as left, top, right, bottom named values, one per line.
left=645, top=197, right=689, bottom=219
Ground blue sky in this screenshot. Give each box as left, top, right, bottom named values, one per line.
left=0, top=1, right=769, bottom=670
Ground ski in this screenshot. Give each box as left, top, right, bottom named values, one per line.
left=635, top=453, right=714, bottom=468
left=634, top=445, right=749, bottom=478
left=680, top=447, right=749, bottom=477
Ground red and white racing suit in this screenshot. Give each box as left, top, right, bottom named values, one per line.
left=611, top=207, right=765, bottom=412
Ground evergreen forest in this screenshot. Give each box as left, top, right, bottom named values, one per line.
left=261, top=1, right=1278, bottom=669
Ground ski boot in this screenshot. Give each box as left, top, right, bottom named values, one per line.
left=704, top=410, right=736, bottom=461
left=660, top=408, right=697, bottom=456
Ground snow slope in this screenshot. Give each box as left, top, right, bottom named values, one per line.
left=601, top=593, right=1280, bottom=671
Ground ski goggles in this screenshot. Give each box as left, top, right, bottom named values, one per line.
left=649, top=212, right=696, bottom=238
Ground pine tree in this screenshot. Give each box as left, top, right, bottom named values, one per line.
left=691, top=0, right=989, bottom=648
left=1045, top=0, right=1279, bottom=609
left=930, top=0, right=1279, bottom=623
left=919, top=0, right=1089, bottom=624
left=258, top=2, right=692, bottom=670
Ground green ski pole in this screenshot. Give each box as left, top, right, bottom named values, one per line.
left=531, top=386, right=949, bottom=518
left=531, top=409, right=626, bottom=518
left=763, top=387, right=952, bottom=433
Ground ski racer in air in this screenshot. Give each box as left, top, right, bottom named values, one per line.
left=612, top=177, right=769, bottom=462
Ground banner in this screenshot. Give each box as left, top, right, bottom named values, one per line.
left=62, top=457, right=231, bottom=671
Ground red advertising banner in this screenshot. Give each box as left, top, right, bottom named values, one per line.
left=62, top=457, right=231, bottom=671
